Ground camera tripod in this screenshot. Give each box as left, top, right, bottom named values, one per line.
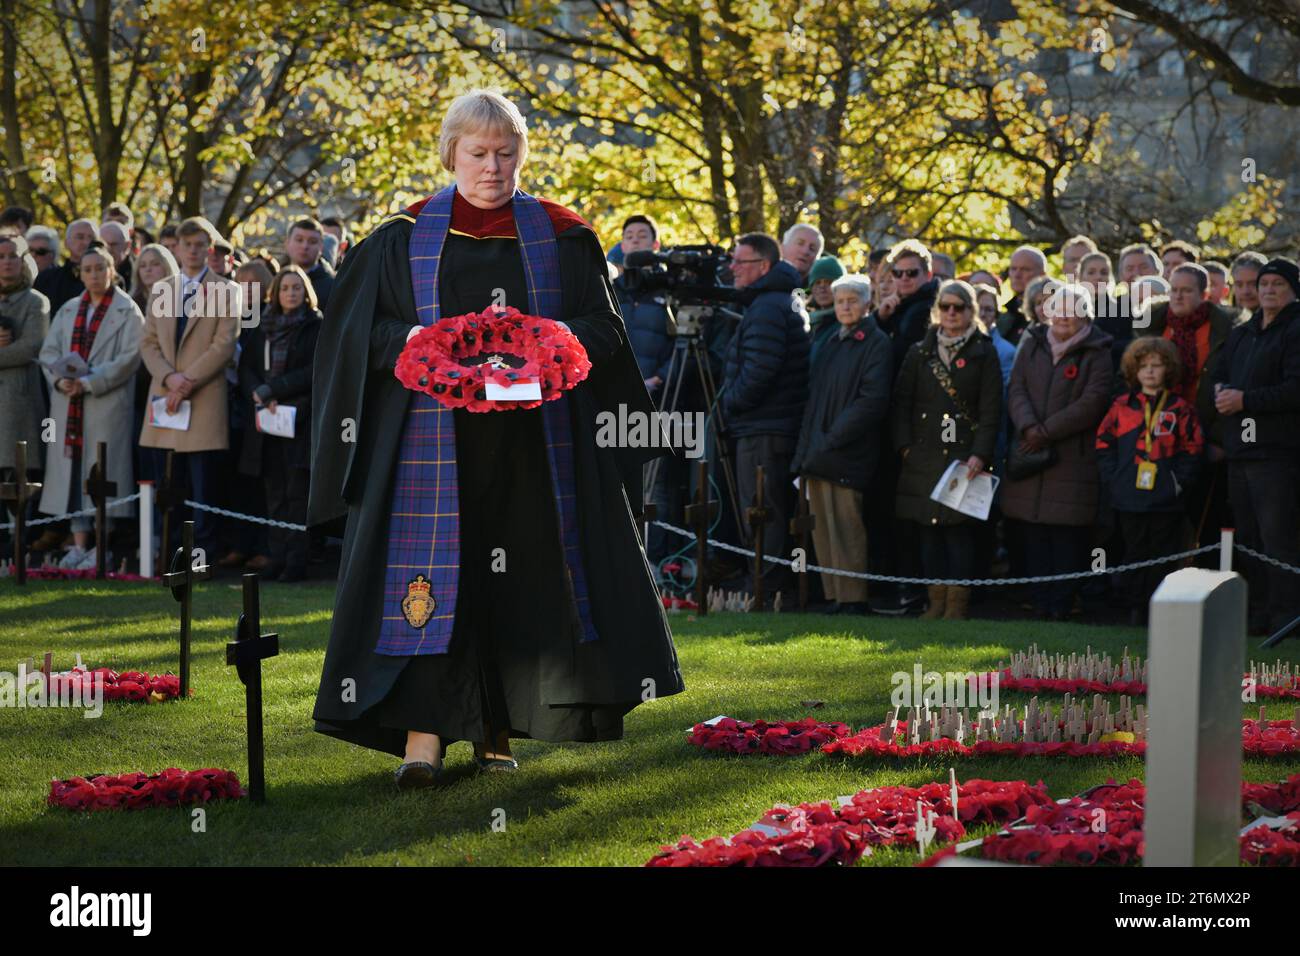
left=642, top=299, right=744, bottom=585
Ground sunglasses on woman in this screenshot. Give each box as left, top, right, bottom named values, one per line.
left=891, top=267, right=921, bottom=279
left=937, top=300, right=968, bottom=313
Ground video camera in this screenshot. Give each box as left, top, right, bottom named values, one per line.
left=621, top=245, right=744, bottom=336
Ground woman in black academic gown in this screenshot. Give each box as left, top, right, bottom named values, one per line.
left=308, top=89, right=685, bottom=788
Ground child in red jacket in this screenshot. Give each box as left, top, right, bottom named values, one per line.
left=1096, top=336, right=1205, bottom=623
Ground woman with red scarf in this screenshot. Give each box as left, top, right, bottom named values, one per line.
left=37, top=242, right=143, bottom=569
left=1138, top=262, right=1246, bottom=552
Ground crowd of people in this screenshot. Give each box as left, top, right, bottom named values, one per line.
left=3, top=197, right=1299, bottom=636
left=0, top=203, right=348, bottom=582
left=615, top=217, right=1300, bottom=635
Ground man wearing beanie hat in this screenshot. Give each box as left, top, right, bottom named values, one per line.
left=1214, top=256, right=1300, bottom=634
left=807, top=255, right=846, bottom=366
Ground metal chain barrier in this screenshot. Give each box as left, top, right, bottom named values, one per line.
left=0, top=494, right=304, bottom=533
left=0, top=492, right=142, bottom=532
left=650, top=518, right=1222, bottom=587
left=15, top=502, right=1300, bottom=584
left=1233, top=542, right=1300, bottom=577
left=183, top=499, right=307, bottom=532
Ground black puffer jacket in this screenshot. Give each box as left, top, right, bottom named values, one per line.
left=892, top=326, right=1003, bottom=526
left=791, top=316, right=893, bottom=490
left=615, top=278, right=675, bottom=382
left=1214, top=301, right=1300, bottom=462
left=721, top=260, right=810, bottom=438
left=874, top=277, right=939, bottom=375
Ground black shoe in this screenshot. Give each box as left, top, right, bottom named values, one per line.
left=868, top=593, right=907, bottom=616
left=473, top=754, right=519, bottom=772
left=897, top=586, right=927, bottom=609
left=394, top=761, right=442, bottom=790
left=838, top=601, right=870, bottom=615
left=277, top=565, right=307, bottom=583
left=820, top=601, right=842, bottom=615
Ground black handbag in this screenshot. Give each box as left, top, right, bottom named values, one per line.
left=1006, top=440, right=1057, bottom=480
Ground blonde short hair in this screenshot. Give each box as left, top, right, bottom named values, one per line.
left=439, top=89, right=530, bottom=172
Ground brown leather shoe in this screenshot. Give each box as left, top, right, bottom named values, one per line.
left=244, top=554, right=274, bottom=571
left=218, top=550, right=247, bottom=569
left=943, top=586, right=971, bottom=620
left=920, top=584, right=947, bottom=620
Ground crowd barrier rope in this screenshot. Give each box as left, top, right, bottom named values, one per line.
left=7, top=498, right=1300, bottom=587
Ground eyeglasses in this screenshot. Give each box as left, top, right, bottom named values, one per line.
left=892, top=267, right=921, bottom=279
left=30, top=247, right=52, bottom=257
left=937, top=301, right=968, bottom=313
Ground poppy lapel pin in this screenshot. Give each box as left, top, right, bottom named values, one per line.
left=955, top=357, right=966, bottom=369
left=1063, top=363, right=1079, bottom=380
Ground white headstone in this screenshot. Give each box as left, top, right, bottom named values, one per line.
left=1144, top=568, right=1246, bottom=867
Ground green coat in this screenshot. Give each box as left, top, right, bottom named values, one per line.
left=892, top=326, right=1003, bottom=526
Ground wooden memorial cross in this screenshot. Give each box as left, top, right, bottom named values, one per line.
left=163, top=520, right=211, bottom=699
left=84, top=441, right=117, bottom=580
left=788, top=481, right=816, bottom=610
left=682, top=459, right=719, bottom=616
left=0, top=441, right=41, bottom=585
left=227, top=573, right=279, bottom=803
left=745, top=464, right=770, bottom=611
left=154, top=449, right=184, bottom=574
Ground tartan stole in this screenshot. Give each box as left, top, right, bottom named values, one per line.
left=64, top=291, right=112, bottom=459
left=374, top=184, right=599, bottom=656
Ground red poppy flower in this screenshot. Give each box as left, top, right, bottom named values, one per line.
left=853, top=329, right=865, bottom=341
left=1063, top=363, right=1080, bottom=380
left=955, top=358, right=966, bottom=368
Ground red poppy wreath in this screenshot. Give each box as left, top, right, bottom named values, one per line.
left=395, top=306, right=592, bottom=412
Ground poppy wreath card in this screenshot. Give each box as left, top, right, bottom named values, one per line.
left=395, top=306, right=591, bottom=412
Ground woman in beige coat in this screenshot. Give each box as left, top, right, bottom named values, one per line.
left=38, top=244, right=143, bottom=568
left=0, top=235, right=49, bottom=476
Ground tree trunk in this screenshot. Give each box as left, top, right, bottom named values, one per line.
left=0, top=0, right=37, bottom=210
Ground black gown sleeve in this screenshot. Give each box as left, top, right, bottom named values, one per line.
left=558, top=225, right=625, bottom=366
left=308, top=218, right=417, bottom=526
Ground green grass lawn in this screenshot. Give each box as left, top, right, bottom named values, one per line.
left=2, top=578, right=1298, bottom=867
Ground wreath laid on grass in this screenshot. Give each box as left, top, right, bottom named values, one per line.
left=687, top=717, right=853, bottom=755
left=43, top=666, right=184, bottom=703
left=922, top=776, right=1300, bottom=867
left=48, top=768, right=244, bottom=811
left=394, top=306, right=591, bottom=412
left=647, top=774, right=1300, bottom=867
left=647, top=779, right=1052, bottom=867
